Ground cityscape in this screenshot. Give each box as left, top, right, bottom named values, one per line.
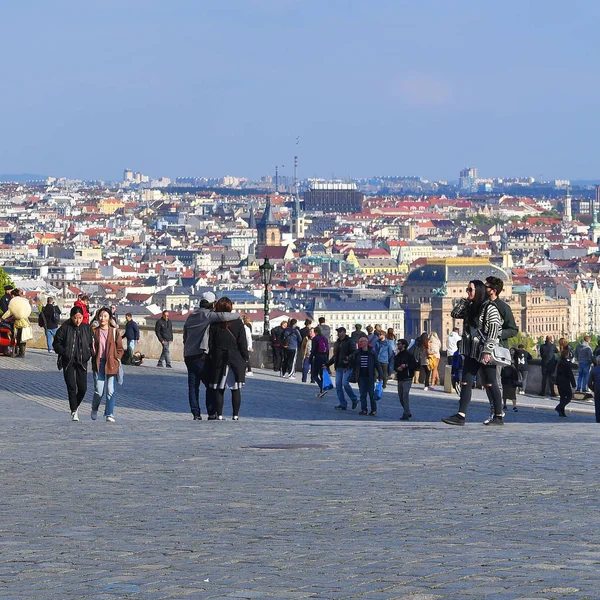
left=0, top=164, right=599, bottom=351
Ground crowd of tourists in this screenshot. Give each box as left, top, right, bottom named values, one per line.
left=5, top=275, right=600, bottom=425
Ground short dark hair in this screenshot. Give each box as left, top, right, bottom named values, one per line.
left=398, top=338, right=409, bottom=347
left=304, top=318, right=312, bottom=326
left=318, top=317, right=325, bottom=324
left=289, top=318, right=297, bottom=327
left=125, top=312, right=132, bottom=318
left=485, top=276, right=504, bottom=296
left=70, top=306, right=83, bottom=317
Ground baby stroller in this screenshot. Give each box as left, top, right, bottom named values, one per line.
left=0, top=320, right=17, bottom=357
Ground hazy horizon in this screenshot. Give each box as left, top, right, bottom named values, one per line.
left=1, top=0, right=599, bottom=183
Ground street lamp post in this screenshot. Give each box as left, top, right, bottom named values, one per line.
left=259, top=257, right=274, bottom=336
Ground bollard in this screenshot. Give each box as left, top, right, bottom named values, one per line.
left=444, top=363, right=453, bottom=393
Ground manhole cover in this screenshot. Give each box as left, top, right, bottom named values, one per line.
left=243, top=443, right=328, bottom=450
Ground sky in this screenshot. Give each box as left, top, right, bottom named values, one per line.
left=1, top=0, right=599, bottom=182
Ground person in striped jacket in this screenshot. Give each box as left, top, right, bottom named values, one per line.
left=442, top=279, right=504, bottom=427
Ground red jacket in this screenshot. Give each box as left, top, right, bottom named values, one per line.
left=74, top=299, right=90, bottom=324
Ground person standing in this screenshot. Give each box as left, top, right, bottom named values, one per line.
left=501, top=363, right=520, bottom=412
left=109, top=304, right=119, bottom=325
left=123, top=313, right=140, bottom=363
left=243, top=315, right=254, bottom=376
left=0, top=284, right=13, bottom=314
left=326, top=327, right=358, bottom=410
left=587, top=357, right=600, bottom=423
left=420, top=337, right=432, bottom=391
left=207, top=297, right=249, bottom=420
left=270, top=320, right=287, bottom=373
left=3, top=291, right=32, bottom=358
left=394, top=338, right=418, bottom=420
left=301, top=328, right=314, bottom=383
left=374, top=329, right=395, bottom=389
left=555, top=347, right=576, bottom=418
left=40, top=297, right=61, bottom=353
left=310, top=326, right=330, bottom=397
left=347, top=336, right=383, bottom=416
left=91, top=307, right=124, bottom=423
left=351, top=324, right=363, bottom=345
left=318, top=317, right=331, bottom=343
left=183, top=292, right=240, bottom=420
left=513, top=344, right=532, bottom=395
left=445, top=327, right=461, bottom=366
left=155, top=310, right=173, bottom=368
left=539, top=336, right=558, bottom=397
left=74, top=294, right=91, bottom=325
left=53, top=306, right=94, bottom=422
left=428, top=332, right=441, bottom=387
left=281, top=318, right=302, bottom=379
left=299, top=318, right=312, bottom=340
left=442, top=279, right=503, bottom=426
left=575, top=335, right=593, bottom=393
left=387, top=328, right=397, bottom=353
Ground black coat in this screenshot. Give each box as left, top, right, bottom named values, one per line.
left=326, top=336, right=356, bottom=369
left=41, top=304, right=61, bottom=329
left=556, top=358, right=575, bottom=392
left=207, top=319, right=249, bottom=388
left=539, top=342, right=558, bottom=370
left=53, top=320, right=94, bottom=367
left=394, top=349, right=418, bottom=381
left=155, top=317, right=173, bottom=342
left=494, top=298, right=518, bottom=347
left=348, top=348, right=383, bottom=383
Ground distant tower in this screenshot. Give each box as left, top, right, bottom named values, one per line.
left=589, top=211, right=600, bottom=245
left=563, top=186, right=572, bottom=222
left=256, top=195, right=281, bottom=256
left=292, top=155, right=305, bottom=239
left=248, top=205, right=257, bottom=230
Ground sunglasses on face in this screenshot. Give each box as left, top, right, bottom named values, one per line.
left=466, top=287, right=474, bottom=292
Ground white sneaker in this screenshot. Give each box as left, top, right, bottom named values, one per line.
left=246, top=371, right=254, bottom=377
left=423, top=386, right=428, bottom=391
left=71, top=411, right=79, bottom=422
left=217, top=415, right=223, bottom=420
left=232, top=415, right=239, bottom=421
left=91, top=409, right=98, bottom=421
left=288, top=374, right=296, bottom=379
left=106, top=415, right=115, bottom=423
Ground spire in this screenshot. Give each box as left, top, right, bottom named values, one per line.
left=258, top=195, right=278, bottom=226
left=248, top=206, right=256, bottom=229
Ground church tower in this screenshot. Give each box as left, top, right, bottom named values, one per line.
left=256, top=195, right=281, bottom=256
left=563, top=186, right=572, bottom=223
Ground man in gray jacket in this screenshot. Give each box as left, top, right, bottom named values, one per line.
left=575, top=335, right=593, bottom=393
left=183, top=291, right=240, bottom=420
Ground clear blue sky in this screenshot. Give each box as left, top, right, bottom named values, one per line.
left=1, top=0, right=599, bottom=182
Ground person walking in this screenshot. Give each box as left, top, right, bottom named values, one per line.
left=394, top=338, right=418, bottom=420
left=539, top=336, right=558, bottom=397
left=270, top=320, right=287, bottom=373
left=374, top=329, right=395, bottom=389
left=243, top=315, right=254, bottom=376
left=53, top=306, right=94, bottom=422
left=183, top=292, right=240, bottom=420
left=310, top=326, right=330, bottom=397
left=446, top=327, right=461, bottom=366
left=575, top=335, right=593, bottom=393
left=347, top=336, right=383, bottom=416
left=326, top=327, right=358, bottom=410
left=155, top=310, right=173, bottom=368
left=91, top=307, right=124, bottom=423
left=206, top=297, right=249, bottom=420
left=351, top=324, right=363, bottom=345
left=428, top=332, right=441, bottom=387
left=40, top=296, right=61, bottom=353
left=123, top=313, right=140, bottom=364
left=301, top=328, right=315, bottom=383
left=442, top=279, right=504, bottom=426
left=514, top=344, right=532, bottom=395
left=281, top=318, right=302, bottom=379
left=555, top=347, right=576, bottom=418
left=318, top=317, right=331, bottom=343
left=420, top=337, right=432, bottom=391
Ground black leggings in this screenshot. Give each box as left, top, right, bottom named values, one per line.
left=215, top=388, right=241, bottom=418
left=422, top=365, right=430, bottom=387
left=459, top=356, right=502, bottom=416
left=63, top=363, right=88, bottom=412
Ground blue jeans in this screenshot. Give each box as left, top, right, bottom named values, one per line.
left=336, top=368, right=357, bottom=407
left=45, top=328, right=57, bottom=352
left=158, top=341, right=171, bottom=366
left=358, top=376, right=376, bottom=412
left=127, top=339, right=136, bottom=354
left=302, top=357, right=312, bottom=382
left=577, top=361, right=590, bottom=391
left=92, top=358, right=116, bottom=417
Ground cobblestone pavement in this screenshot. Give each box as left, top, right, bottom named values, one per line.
left=1, top=350, right=599, bottom=599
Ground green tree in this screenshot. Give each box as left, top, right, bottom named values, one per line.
left=0, top=266, right=13, bottom=291
left=508, top=332, right=537, bottom=356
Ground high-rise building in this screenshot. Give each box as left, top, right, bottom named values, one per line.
left=459, top=167, right=478, bottom=193
left=303, top=182, right=363, bottom=214
left=123, top=169, right=133, bottom=181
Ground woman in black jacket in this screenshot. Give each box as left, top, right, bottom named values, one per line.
left=555, top=347, right=576, bottom=417
left=207, top=297, right=249, bottom=420
left=53, top=306, right=94, bottom=422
